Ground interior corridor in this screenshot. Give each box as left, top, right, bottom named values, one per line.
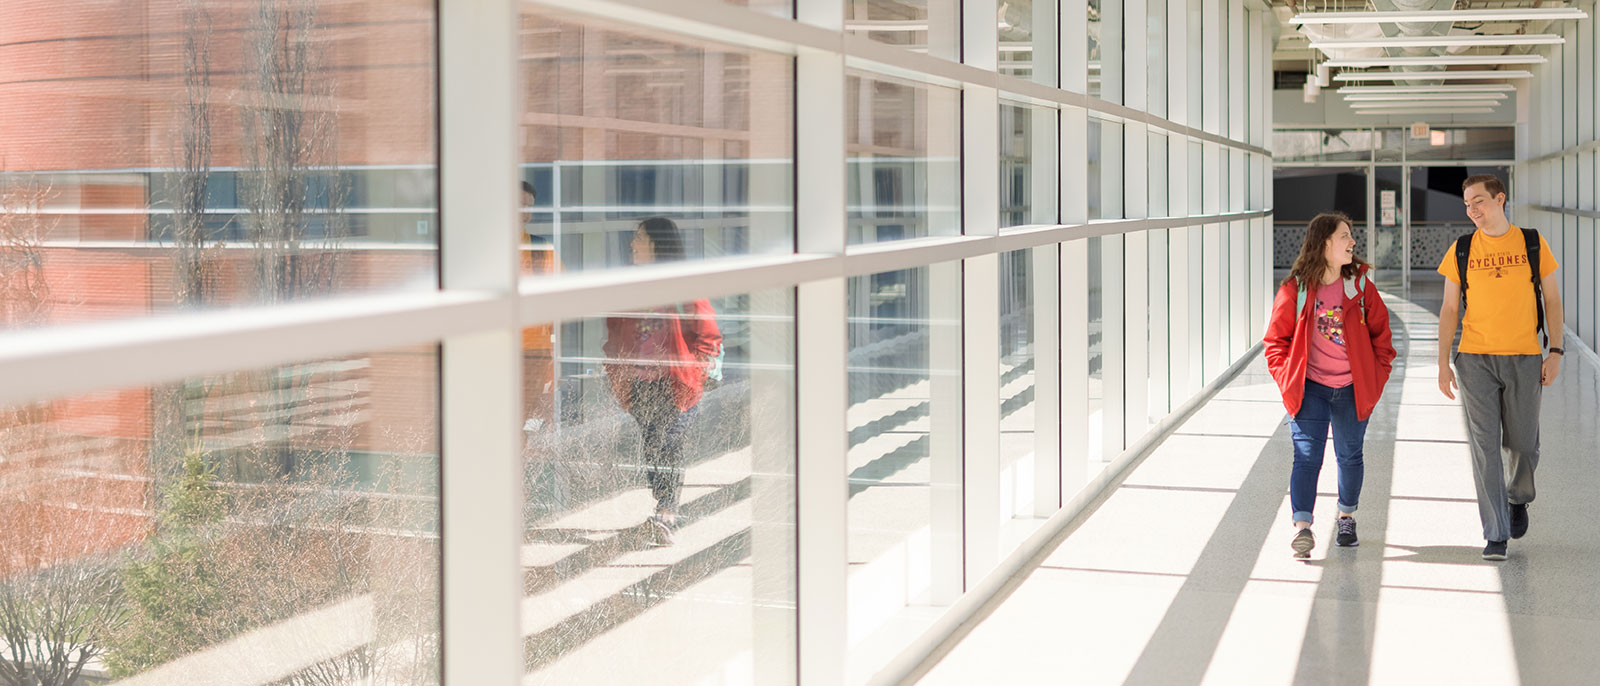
left=918, top=290, right=1600, bottom=685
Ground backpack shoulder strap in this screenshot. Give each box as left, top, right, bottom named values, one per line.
left=1295, top=280, right=1309, bottom=316
left=1522, top=227, right=1549, bottom=348
left=1455, top=233, right=1474, bottom=311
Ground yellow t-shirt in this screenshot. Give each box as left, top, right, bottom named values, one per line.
left=1436, top=225, right=1558, bottom=355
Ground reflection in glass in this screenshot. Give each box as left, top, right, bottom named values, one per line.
left=1086, top=0, right=1121, bottom=103
left=1089, top=118, right=1124, bottom=220
left=999, top=0, right=1057, bottom=85
left=521, top=286, right=796, bottom=683
left=847, top=73, right=960, bottom=245
left=1000, top=103, right=1034, bottom=229
left=520, top=9, right=795, bottom=274
left=0, top=349, right=441, bottom=683
left=0, top=0, right=439, bottom=331
left=1147, top=0, right=1167, bottom=117
left=845, top=265, right=961, bottom=682
left=1086, top=237, right=1104, bottom=466
left=999, top=249, right=1039, bottom=548
left=845, top=0, right=960, bottom=61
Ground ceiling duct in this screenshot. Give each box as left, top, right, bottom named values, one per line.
left=1372, top=0, right=1458, bottom=83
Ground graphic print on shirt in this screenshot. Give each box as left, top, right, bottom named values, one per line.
left=1315, top=298, right=1345, bottom=347
left=1467, top=246, right=1529, bottom=281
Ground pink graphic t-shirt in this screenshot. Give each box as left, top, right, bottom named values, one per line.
left=1306, top=279, right=1354, bottom=388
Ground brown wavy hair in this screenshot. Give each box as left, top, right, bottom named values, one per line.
left=1283, top=211, right=1367, bottom=291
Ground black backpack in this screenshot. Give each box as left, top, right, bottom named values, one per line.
left=1454, top=228, right=1548, bottom=348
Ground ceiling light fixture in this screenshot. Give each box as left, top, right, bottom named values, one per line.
left=1335, top=84, right=1518, bottom=94
left=1291, top=8, right=1587, bottom=25
left=1353, top=108, right=1495, bottom=115
left=1323, top=55, right=1547, bottom=68
left=1333, top=70, right=1534, bottom=81
left=1347, top=100, right=1504, bottom=108
left=1310, top=34, right=1564, bottom=49
left=1342, top=93, right=1509, bottom=101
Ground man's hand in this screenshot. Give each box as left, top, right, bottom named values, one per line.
left=1439, top=363, right=1457, bottom=400
left=1541, top=354, right=1562, bottom=386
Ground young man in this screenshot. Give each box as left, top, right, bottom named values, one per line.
left=1436, top=174, right=1564, bottom=561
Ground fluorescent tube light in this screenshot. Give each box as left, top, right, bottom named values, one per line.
left=1333, top=70, right=1534, bottom=81
left=1342, top=93, right=1509, bottom=101
left=1354, top=108, right=1495, bottom=115
left=1310, top=34, right=1563, bottom=49
left=1336, top=84, right=1518, bottom=94
left=1348, top=100, right=1503, bottom=108
left=1291, top=8, right=1587, bottom=25
left=1324, top=55, right=1547, bottom=68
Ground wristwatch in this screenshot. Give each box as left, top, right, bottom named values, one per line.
left=1548, top=347, right=1565, bottom=356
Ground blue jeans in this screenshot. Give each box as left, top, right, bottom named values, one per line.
left=1289, top=380, right=1368, bottom=524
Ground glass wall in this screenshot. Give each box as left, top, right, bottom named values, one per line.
left=0, top=348, right=441, bottom=683
left=0, top=0, right=439, bottom=332
left=845, top=264, right=961, bottom=682
left=522, top=289, right=796, bottom=682
left=0, top=1, right=1275, bottom=684
left=847, top=73, right=961, bottom=245
left=846, top=0, right=960, bottom=61
left=519, top=8, right=795, bottom=275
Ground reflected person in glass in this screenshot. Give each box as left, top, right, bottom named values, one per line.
left=1263, top=212, right=1395, bottom=559
left=603, top=218, right=723, bottom=546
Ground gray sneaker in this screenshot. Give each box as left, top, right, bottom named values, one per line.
left=1335, top=517, right=1359, bottom=547
left=1291, top=528, right=1315, bottom=559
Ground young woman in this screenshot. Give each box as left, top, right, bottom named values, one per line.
left=1263, top=212, right=1395, bottom=559
left=602, top=218, right=722, bottom=546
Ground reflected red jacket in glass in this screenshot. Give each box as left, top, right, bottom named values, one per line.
left=603, top=299, right=722, bottom=412
left=1263, top=266, right=1396, bottom=421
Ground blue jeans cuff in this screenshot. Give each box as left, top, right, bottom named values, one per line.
left=1293, top=511, right=1314, bottom=524
left=1338, top=503, right=1358, bottom=514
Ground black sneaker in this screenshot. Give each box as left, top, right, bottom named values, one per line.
left=1335, top=517, right=1359, bottom=547
left=1482, top=540, right=1508, bottom=561
left=1291, top=528, right=1315, bottom=559
left=1509, top=503, right=1529, bottom=539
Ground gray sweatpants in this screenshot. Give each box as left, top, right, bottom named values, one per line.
left=1454, top=353, right=1543, bottom=542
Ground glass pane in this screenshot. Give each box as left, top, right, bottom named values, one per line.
left=521, top=289, right=797, bottom=683
left=1000, top=103, right=1033, bottom=229
left=999, top=249, right=1039, bottom=550
left=1147, top=0, right=1167, bottom=117
left=1086, top=236, right=1104, bottom=466
left=1271, top=129, right=1380, bottom=163
left=846, top=0, right=960, bottom=61
left=1089, top=118, right=1124, bottom=220
left=0, top=1, right=438, bottom=331
left=1148, top=133, right=1168, bottom=218
left=1410, top=165, right=1511, bottom=269
left=0, top=348, right=440, bottom=682
left=1000, top=0, right=1058, bottom=86
left=1087, top=0, right=1122, bottom=103
left=520, top=9, right=795, bottom=275
left=847, top=73, right=960, bottom=245
left=727, top=0, right=792, bottom=16
left=1089, top=118, right=1104, bottom=220
left=1404, top=127, right=1516, bottom=161
left=845, top=264, right=961, bottom=682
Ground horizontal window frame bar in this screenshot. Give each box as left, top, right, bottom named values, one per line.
left=0, top=210, right=1270, bottom=406
left=1527, top=204, right=1600, bottom=220
left=519, top=0, right=1269, bottom=158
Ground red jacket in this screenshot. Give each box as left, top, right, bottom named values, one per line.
left=603, top=299, right=722, bottom=412
left=1263, top=266, right=1396, bottom=421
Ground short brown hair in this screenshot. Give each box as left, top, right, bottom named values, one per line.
left=1462, top=174, right=1506, bottom=201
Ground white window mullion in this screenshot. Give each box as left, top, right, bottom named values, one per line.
left=795, top=1, right=847, bottom=682
left=961, top=0, right=1003, bottom=576
left=438, top=0, right=523, bottom=683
